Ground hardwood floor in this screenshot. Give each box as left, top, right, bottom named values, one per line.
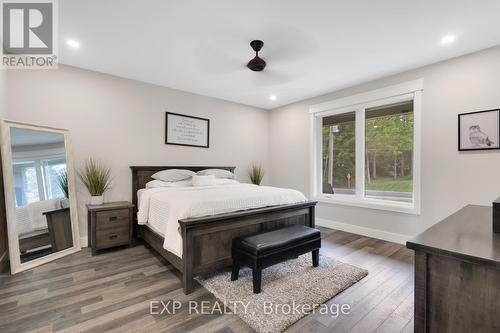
left=0, top=227, right=414, bottom=333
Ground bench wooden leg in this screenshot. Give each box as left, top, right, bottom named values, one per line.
left=231, top=262, right=240, bottom=281
left=312, top=249, right=319, bottom=267
left=253, top=268, right=262, bottom=294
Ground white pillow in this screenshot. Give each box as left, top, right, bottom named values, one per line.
left=192, top=174, right=216, bottom=186
left=151, top=169, right=195, bottom=182
left=145, top=179, right=193, bottom=188
left=215, top=179, right=239, bottom=185
left=197, top=169, right=234, bottom=179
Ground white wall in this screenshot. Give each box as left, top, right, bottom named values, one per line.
left=0, top=70, right=5, bottom=118
left=269, top=46, right=500, bottom=239
left=5, top=65, right=270, bottom=239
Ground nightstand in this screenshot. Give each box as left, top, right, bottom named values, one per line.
left=87, top=201, right=134, bottom=255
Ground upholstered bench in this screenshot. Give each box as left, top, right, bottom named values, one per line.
left=231, top=224, right=321, bottom=293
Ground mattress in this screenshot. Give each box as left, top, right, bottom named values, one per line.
left=137, top=183, right=307, bottom=257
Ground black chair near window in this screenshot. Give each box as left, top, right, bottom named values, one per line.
left=322, top=183, right=335, bottom=194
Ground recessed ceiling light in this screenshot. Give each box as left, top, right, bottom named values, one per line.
left=269, top=94, right=277, bottom=101
left=440, top=34, right=456, bottom=45
left=66, top=39, right=81, bottom=49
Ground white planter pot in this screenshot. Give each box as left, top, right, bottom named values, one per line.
left=90, top=195, right=104, bottom=205
left=60, top=197, right=70, bottom=208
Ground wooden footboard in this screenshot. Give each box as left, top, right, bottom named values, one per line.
left=179, top=201, right=316, bottom=294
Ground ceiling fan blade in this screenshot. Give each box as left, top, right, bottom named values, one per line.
left=250, top=68, right=295, bottom=86
left=194, top=43, right=245, bottom=74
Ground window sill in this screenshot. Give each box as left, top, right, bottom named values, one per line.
left=313, top=195, right=421, bottom=215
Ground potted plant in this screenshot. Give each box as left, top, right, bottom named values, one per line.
left=56, top=170, right=69, bottom=198
left=56, top=170, right=70, bottom=208
left=248, top=163, right=264, bottom=185
left=79, top=158, right=111, bottom=205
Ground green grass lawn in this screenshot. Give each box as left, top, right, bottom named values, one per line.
left=366, top=176, right=413, bottom=192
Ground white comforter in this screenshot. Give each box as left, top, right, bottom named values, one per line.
left=137, top=183, right=307, bottom=256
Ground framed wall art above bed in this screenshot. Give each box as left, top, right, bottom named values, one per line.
left=165, top=112, right=210, bottom=148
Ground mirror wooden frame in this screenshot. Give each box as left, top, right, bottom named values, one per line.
left=1, top=120, right=81, bottom=274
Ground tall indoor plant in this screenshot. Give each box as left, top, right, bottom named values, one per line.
left=56, top=170, right=69, bottom=198
left=56, top=170, right=70, bottom=208
left=248, top=163, right=264, bottom=185
left=79, top=158, right=111, bottom=205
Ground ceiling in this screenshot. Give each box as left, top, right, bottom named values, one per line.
left=59, top=0, right=500, bottom=109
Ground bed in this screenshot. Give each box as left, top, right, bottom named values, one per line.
left=16, top=198, right=63, bottom=253
left=131, top=166, right=317, bottom=294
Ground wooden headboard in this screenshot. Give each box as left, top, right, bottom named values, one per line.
left=130, top=166, right=236, bottom=217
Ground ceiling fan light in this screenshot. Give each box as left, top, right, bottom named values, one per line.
left=247, top=56, right=266, bottom=71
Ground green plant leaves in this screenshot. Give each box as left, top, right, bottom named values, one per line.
left=79, top=158, right=111, bottom=196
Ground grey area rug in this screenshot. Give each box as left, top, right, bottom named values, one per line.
left=196, top=254, right=368, bottom=333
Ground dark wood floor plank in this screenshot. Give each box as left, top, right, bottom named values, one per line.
left=349, top=278, right=414, bottom=333
left=326, top=267, right=413, bottom=332
left=188, top=315, right=247, bottom=333
left=374, top=292, right=414, bottom=333
left=286, top=318, right=330, bottom=333
left=52, top=283, right=182, bottom=331
left=308, top=243, right=413, bottom=330
left=0, top=296, right=103, bottom=333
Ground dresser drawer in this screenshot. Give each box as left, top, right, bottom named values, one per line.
left=96, top=226, right=130, bottom=248
left=95, top=209, right=130, bottom=231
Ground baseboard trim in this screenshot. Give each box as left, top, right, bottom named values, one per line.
left=316, top=218, right=411, bottom=245
left=80, top=236, right=88, bottom=248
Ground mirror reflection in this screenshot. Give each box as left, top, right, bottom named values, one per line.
left=11, top=127, right=73, bottom=263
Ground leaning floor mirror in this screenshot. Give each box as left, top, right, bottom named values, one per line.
left=1, top=120, right=80, bottom=273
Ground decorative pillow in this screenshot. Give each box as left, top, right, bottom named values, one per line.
left=151, top=169, right=195, bottom=182
left=197, top=169, right=234, bottom=179
left=145, top=179, right=193, bottom=188
left=192, top=174, right=216, bottom=186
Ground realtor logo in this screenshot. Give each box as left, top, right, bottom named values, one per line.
left=1, top=0, right=58, bottom=68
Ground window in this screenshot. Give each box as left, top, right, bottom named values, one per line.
left=322, top=111, right=356, bottom=196
left=42, top=157, right=67, bottom=199
left=13, top=162, right=40, bottom=206
left=311, top=80, right=422, bottom=213
left=13, top=157, right=67, bottom=207
left=365, top=102, right=413, bottom=203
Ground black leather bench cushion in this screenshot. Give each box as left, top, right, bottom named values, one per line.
left=233, top=225, right=321, bottom=256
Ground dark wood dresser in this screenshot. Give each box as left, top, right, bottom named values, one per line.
left=87, top=201, right=134, bottom=255
left=407, top=205, right=500, bottom=333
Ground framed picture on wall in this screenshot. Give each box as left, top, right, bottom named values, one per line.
left=458, top=109, right=500, bottom=151
left=165, top=112, right=210, bottom=148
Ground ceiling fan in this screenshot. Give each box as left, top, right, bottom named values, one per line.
left=247, top=40, right=266, bottom=72
left=196, top=36, right=309, bottom=85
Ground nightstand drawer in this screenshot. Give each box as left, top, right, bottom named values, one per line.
left=96, top=226, right=130, bottom=248
left=95, top=209, right=129, bottom=230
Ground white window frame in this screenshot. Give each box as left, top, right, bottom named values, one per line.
left=309, top=79, right=423, bottom=214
